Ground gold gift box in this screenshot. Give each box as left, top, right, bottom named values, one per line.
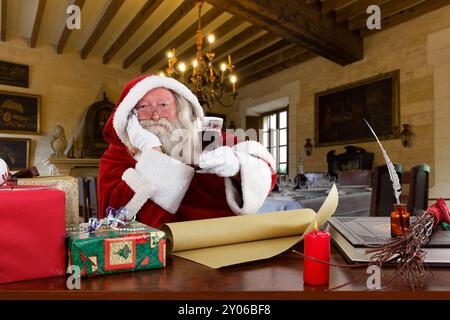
left=17, top=175, right=79, bottom=227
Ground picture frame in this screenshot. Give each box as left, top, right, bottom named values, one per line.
left=315, top=70, right=400, bottom=147
left=0, top=91, right=41, bottom=134
left=0, top=137, right=31, bottom=171
left=0, top=61, right=29, bottom=88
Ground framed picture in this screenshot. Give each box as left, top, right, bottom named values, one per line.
left=0, top=137, right=31, bottom=171
left=0, top=61, right=29, bottom=88
left=0, top=91, right=40, bottom=134
left=315, top=70, right=400, bottom=147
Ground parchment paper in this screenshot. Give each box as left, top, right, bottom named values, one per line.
left=160, top=184, right=339, bottom=268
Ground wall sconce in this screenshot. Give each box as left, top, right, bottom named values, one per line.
left=304, top=138, right=313, bottom=156
left=400, top=124, right=413, bottom=148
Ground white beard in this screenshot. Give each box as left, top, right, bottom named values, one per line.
left=140, top=118, right=201, bottom=164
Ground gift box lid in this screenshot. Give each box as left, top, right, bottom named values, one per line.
left=67, top=221, right=165, bottom=240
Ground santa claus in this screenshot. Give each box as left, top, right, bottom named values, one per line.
left=98, top=75, right=276, bottom=228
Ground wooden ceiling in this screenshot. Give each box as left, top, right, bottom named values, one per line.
left=1, top=0, right=449, bottom=87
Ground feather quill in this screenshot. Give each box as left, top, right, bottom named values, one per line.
left=364, top=119, right=401, bottom=204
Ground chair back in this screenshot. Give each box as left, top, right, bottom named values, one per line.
left=77, top=176, right=88, bottom=222
left=77, top=176, right=99, bottom=222
left=408, top=164, right=430, bottom=214
left=85, top=176, right=98, bottom=218
left=370, top=164, right=403, bottom=216
left=337, top=170, right=371, bottom=186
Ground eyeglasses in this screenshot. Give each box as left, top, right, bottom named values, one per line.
left=131, top=102, right=174, bottom=119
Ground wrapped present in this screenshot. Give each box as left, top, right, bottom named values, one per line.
left=17, top=175, right=79, bottom=226
left=0, top=186, right=66, bottom=284
left=67, top=221, right=166, bottom=277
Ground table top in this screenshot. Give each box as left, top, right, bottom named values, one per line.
left=2, top=243, right=450, bottom=300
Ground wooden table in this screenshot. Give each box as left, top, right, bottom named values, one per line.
left=1, top=243, right=450, bottom=300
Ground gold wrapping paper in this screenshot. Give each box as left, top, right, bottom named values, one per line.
left=17, top=175, right=79, bottom=227
left=160, top=184, right=339, bottom=269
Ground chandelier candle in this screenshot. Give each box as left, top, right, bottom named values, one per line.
left=303, top=221, right=330, bottom=286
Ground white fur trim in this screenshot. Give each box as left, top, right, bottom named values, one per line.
left=232, top=140, right=276, bottom=171
left=122, top=168, right=154, bottom=219
left=225, top=141, right=274, bottom=215
left=134, top=148, right=195, bottom=214
left=113, top=76, right=204, bottom=146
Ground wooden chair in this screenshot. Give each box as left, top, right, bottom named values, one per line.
left=85, top=176, right=98, bottom=218
left=337, top=170, right=371, bottom=186
left=77, top=176, right=89, bottom=222
left=370, top=164, right=403, bottom=217
left=407, top=164, right=430, bottom=214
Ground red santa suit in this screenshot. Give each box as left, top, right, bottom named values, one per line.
left=98, top=75, right=276, bottom=228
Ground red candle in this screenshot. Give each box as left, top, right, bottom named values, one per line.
left=303, top=222, right=330, bottom=285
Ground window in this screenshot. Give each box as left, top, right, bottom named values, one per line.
left=261, top=108, right=288, bottom=174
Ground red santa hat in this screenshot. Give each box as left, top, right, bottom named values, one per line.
left=110, top=75, right=204, bottom=147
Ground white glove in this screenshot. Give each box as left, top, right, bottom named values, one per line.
left=199, top=146, right=240, bottom=177
left=126, top=114, right=161, bottom=151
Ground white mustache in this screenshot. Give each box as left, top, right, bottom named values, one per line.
left=139, top=118, right=174, bottom=132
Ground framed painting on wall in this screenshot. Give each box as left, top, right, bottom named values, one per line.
left=0, top=91, right=40, bottom=134
left=0, top=137, right=31, bottom=171
left=315, top=70, right=400, bottom=147
left=0, top=61, right=29, bottom=88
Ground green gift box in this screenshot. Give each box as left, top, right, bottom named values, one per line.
left=67, top=222, right=166, bottom=277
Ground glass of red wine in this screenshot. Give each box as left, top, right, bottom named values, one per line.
left=195, top=116, right=223, bottom=172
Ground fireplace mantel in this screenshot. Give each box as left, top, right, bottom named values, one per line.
left=44, top=156, right=100, bottom=176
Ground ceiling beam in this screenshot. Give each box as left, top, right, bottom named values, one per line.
left=321, top=0, right=356, bottom=14
left=239, top=51, right=317, bottom=87
left=103, top=0, right=164, bottom=64
left=141, top=7, right=223, bottom=72
left=81, top=0, right=124, bottom=59
left=234, top=39, right=294, bottom=72
left=30, top=0, right=46, bottom=47
left=223, top=32, right=279, bottom=63
left=0, top=0, right=7, bottom=41
left=123, top=0, right=197, bottom=69
left=208, top=25, right=262, bottom=61
left=56, top=0, right=86, bottom=54
left=238, top=46, right=307, bottom=79
left=361, top=0, right=450, bottom=37
left=335, top=0, right=390, bottom=23
left=205, top=0, right=363, bottom=65
left=348, top=0, right=425, bottom=31
left=174, top=17, right=250, bottom=69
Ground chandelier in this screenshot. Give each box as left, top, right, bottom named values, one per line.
left=162, top=0, right=238, bottom=110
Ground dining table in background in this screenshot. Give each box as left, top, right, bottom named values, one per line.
left=259, top=186, right=372, bottom=217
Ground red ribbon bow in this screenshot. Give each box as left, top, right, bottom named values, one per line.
left=426, top=198, right=450, bottom=226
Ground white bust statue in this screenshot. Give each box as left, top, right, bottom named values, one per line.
left=51, top=125, right=68, bottom=156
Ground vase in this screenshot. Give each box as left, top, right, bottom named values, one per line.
left=390, top=203, right=410, bottom=237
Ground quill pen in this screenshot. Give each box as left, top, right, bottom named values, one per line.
left=364, top=119, right=401, bottom=204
